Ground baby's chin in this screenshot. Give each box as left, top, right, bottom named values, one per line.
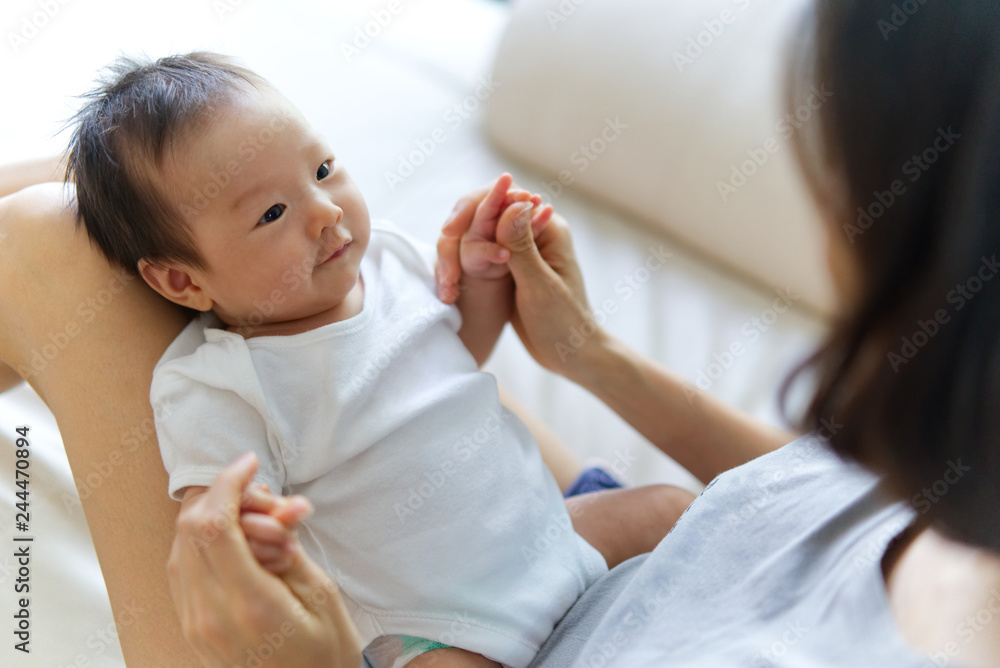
left=220, top=290, right=364, bottom=338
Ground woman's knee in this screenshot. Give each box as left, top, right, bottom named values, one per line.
left=0, top=182, right=83, bottom=293
left=0, top=182, right=184, bottom=376
left=0, top=183, right=82, bottom=359
left=646, top=484, right=697, bottom=524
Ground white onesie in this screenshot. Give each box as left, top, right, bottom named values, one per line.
left=151, top=220, right=608, bottom=668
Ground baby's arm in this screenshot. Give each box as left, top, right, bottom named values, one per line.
left=180, top=483, right=313, bottom=575
left=455, top=174, right=552, bottom=365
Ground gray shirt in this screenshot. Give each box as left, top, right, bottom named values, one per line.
left=528, top=435, right=936, bottom=667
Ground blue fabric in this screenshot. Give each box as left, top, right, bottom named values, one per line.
left=563, top=467, right=624, bottom=498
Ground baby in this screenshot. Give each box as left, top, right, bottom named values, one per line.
left=66, top=53, right=691, bottom=668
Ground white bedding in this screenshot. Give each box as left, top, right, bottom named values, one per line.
left=0, top=0, right=826, bottom=664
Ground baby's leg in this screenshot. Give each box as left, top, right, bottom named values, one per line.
left=567, top=485, right=696, bottom=569
left=406, top=647, right=501, bottom=668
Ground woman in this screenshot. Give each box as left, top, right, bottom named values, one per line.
left=2, top=1, right=998, bottom=666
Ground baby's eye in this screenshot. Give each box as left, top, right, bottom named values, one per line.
left=317, top=160, right=334, bottom=180
left=258, top=204, right=286, bottom=226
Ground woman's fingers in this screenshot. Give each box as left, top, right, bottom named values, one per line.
left=241, top=483, right=279, bottom=514
left=248, top=539, right=296, bottom=575
left=277, top=535, right=364, bottom=667
left=435, top=176, right=543, bottom=304
left=242, top=511, right=295, bottom=547
left=435, top=172, right=553, bottom=305
left=496, top=203, right=557, bottom=283
left=497, top=211, right=597, bottom=376
left=168, top=452, right=363, bottom=666
left=270, top=495, right=314, bottom=527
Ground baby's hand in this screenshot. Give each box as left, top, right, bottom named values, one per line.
left=459, top=173, right=553, bottom=281
left=239, top=483, right=314, bottom=575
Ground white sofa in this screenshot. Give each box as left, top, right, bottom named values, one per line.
left=0, top=0, right=827, bottom=664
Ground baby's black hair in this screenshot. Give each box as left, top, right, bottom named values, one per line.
left=65, top=52, right=270, bottom=273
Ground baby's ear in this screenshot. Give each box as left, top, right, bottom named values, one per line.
left=137, top=258, right=214, bottom=311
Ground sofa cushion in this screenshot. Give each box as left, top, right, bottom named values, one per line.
left=485, top=0, right=836, bottom=315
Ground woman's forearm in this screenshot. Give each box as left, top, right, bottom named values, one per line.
left=572, top=333, right=798, bottom=484
left=0, top=155, right=66, bottom=199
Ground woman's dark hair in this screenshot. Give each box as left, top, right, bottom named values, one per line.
left=783, top=0, right=1000, bottom=551
left=64, top=52, right=269, bottom=273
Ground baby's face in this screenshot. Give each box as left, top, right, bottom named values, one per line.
left=161, top=87, right=370, bottom=332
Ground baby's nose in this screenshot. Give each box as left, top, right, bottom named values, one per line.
left=310, top=199, right=343, bottom=237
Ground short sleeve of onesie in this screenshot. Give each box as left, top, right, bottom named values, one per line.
left=151, top=313, right=286, bottom=500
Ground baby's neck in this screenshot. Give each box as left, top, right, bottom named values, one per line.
left=226, top=277, right=365, bottom=339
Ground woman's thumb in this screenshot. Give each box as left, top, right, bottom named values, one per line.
left=281, top=535, right=338, bottom=605
left=497, top=202, right=550, bottom=282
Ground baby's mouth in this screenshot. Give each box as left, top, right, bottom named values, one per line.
left=319, top=240, right=352, bottom=265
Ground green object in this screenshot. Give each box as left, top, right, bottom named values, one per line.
left=398, top=635, right=451, bottom=653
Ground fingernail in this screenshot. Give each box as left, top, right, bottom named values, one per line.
left=300, top=498, right=314, bottom=518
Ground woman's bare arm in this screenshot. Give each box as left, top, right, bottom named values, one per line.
left=572, top=334, right=796, bottom=484
left=0, top=155, right=66, bottom=200
left=0, top=183, right=200, bottom=665
left=490, top=212, right=797, bottom=485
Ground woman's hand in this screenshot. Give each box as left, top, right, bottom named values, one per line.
left=435, top=175, right=551, bottom=303
left=494, top=208, right=603, bottom=382
left=167, top=453, right=362, bottom=668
